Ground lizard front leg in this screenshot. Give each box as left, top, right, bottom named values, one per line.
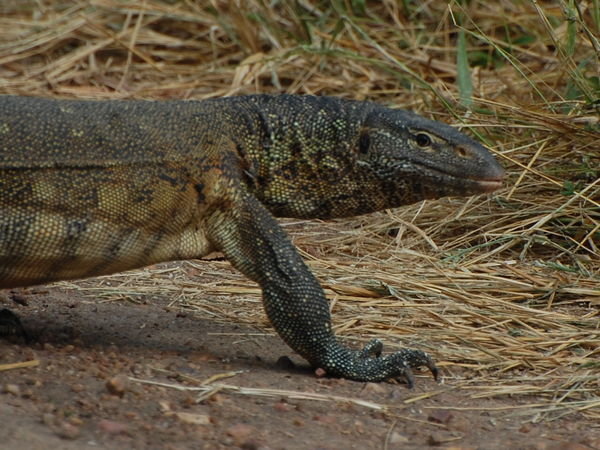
left=206, top=190, right=438, bottom=385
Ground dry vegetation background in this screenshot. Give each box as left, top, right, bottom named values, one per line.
left=0, top=0, right=598, bottom=424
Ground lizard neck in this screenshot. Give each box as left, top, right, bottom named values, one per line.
left=230, top=95, right=388, bottom=219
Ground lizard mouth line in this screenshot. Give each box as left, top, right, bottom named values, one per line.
left=473, top=179, right=504, bottom=192
left=417, top=163, right=504, bottom=193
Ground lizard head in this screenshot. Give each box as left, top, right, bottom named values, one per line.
left=352, top=106, right=506, bottom=207
left=240, top=95, right=505, bottom=219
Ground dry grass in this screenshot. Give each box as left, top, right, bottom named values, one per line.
left=1, top=0, right=598, bottom=422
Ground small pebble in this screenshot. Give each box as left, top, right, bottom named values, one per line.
left=226, top=423, right=258, bottom=447
left=105, top=374, right=128, bottom=397
left=42, top=413, right=56, bottom=427
left=71, top=383, right=85, bottom=393
left=21, top=388, right=34, bottom=399
left=175, top=412, right=212, bottom=425
left=56, top=422, right=80, bottom=440
left=273, top=401, right=292, bottom=412
left=353, top=420, right=365, bottom=434
left=3, top=384, right=20, bottom=396
left=98, top=419, right=129, bottom=435
left=428, top=409, right=453, bottom=425
left=388, top=432, right=409, bottom=444
left=313, top=414, right=336, bottom=424
left=519, top=423, right=533, bottom=433
left=314, top=367, right=327, bottom=378
left=427, top=432, right=450, bottom=446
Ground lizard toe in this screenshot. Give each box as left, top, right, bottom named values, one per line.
left=358, top=339, right=383, bottom=358
left=385, top=348, right=439, bottom=385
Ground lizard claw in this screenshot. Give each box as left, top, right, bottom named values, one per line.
left=402, top=366, right=415, bottom=389
left=428, top=358, right=439, bottom=381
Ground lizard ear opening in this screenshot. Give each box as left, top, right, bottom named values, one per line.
left=358, top=131, right=370, bottom=155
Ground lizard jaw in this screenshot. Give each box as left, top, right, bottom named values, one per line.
left=472, top=178, right=504, bottom=193
left=416, top=161, right=505, bottom=195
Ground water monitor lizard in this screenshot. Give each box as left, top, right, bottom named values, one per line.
left=0, top=94, right=505, bottom=384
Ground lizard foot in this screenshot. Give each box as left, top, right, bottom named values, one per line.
left=358, top=339, right=438, bottom=387
left=0, top=308, right=30, bottom=343
left=318, top=340, right=438, bottom=387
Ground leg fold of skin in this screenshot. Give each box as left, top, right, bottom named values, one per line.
left=206, top=189, right=438, bottom=385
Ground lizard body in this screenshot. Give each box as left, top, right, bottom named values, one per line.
left=0, top=94, right=504, bottom=383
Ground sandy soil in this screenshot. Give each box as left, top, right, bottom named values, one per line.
left=1, top=285, right=598, bottom=450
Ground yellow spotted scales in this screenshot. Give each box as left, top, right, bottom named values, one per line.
left=0, top=95, right=504, bottom=384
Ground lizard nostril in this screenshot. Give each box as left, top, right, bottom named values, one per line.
left=455, top=146, right=470, bottom=159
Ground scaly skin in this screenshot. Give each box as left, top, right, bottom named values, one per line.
left=0, top=94, right=504, bottom=383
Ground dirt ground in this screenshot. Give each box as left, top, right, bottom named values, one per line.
left=1, top=279, right=598, bottom=450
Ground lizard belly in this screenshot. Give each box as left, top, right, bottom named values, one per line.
left=0, top=168, right=214, bottom=288
left=0, top=207, right=213, bottom=288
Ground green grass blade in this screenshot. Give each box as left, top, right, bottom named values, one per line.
left=457, top=28, right=473, bottom=108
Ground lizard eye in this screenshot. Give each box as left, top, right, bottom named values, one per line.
left=415, top=133, right=432, bottom=148
left=358, top=132, right=370, bottom=154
